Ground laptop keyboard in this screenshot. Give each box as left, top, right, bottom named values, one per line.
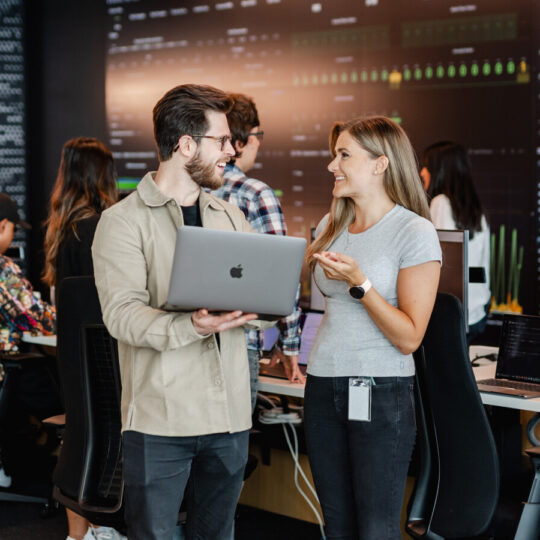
left=480, top=379, right=540, bottom=392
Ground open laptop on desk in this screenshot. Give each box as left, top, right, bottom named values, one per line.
left=259, top=310, right=323, bottom=378
left=477, top=313, right=540, bottom=398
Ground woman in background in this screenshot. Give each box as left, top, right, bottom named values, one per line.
left=421, top=141, right=490, bottom=342
left=43, top=137, right=123, bottom=540
left=304, top=116, right=441, bottom=539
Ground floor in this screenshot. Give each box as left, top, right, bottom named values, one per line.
left=0, top=501, right=323, bottom=540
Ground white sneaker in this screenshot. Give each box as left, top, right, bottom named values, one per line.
left=66, top=528, right=94, bottom=540
left=91, top=526, right=127, bottom=540
left=0, top=466, right=11, bottom=488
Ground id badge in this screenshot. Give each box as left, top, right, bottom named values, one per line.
left=348, top=377, right=372, bottom=422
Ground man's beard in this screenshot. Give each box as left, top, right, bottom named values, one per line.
left=185, top=150, right=223, bottom=190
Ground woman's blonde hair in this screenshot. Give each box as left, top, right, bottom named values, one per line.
left=43, top=137, right=118, bottom=286
left=305, top=116, right=430, bottom=269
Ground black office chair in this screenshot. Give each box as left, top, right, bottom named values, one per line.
left=407, top=293, right=500, bottom=539
left=0, top=350, right=60, bottom=515
left=53, top=276, right=124, bottom=528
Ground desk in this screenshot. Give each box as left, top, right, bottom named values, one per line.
left=260, top=345, right=540, bottom=413
left=22, top=333, right=57, bottom=348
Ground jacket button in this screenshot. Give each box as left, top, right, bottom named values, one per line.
left=214, top=377, right=222, bottom=386
left=207, top=341, right=215, bottom=349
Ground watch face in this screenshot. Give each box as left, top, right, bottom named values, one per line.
left=349, top=286, right=365, bottom=299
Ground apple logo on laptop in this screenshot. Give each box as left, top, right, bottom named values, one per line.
left=230, top=264, right=243, bottom=278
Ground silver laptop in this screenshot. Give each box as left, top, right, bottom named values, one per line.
left=165, top=226, right=306, bottom=318
left=477, top=314, right=540, bottom=398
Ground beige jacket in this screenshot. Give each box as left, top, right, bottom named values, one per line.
left=92, top=172, right=265, bottom=436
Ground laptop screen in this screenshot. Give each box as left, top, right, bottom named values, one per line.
left=496, top=314, right=540, bottom=383
left=262, top=310, right=323, bottom=366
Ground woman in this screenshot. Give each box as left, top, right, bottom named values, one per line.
left=304, top=117, right=441, bottom=539
left=422, top=141, right=490, bottom=342
left=43, top=137, right=123, bottom=540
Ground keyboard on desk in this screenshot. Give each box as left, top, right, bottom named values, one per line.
left=477, top=378, right=540, bottom=398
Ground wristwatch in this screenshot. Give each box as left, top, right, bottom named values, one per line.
left=348, top=278, right=372, bottom=300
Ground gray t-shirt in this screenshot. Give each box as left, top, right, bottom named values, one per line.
left=308, top=204, right=442, bottom=378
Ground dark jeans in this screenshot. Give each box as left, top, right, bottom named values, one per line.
left=304, top=374, right=416, bottom=540
left=123, top=429, right=249, bottom=540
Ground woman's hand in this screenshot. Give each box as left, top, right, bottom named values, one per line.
left=313, top=251, right=365, bottom=287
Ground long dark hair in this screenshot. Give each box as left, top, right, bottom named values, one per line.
left=424, top=141, right=483, bottom=236
left=43, top=137, right=118, bottom=286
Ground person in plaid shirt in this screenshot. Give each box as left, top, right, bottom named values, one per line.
left=212, top=93, right=304, bottom=409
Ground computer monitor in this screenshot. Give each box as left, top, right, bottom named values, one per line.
left=262, top=310, right=323, bottom=366
left=437, top=229, right=469, bottom=328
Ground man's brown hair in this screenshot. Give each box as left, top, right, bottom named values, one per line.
left=153, top=84, right=233, bottom=161
left=226, top=93, right=260, bottom=162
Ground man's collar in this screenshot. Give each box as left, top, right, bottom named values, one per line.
left=137, top=172, right=172, bottom=207
left=137, top=171, right=224, bottom=211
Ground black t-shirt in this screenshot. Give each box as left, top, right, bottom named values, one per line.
left=180, top=199, right=202, bottom=227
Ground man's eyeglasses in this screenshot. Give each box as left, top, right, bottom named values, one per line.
left=173, top=134, right=232, bottom=153
left=250, top=131, right=264, bottom=142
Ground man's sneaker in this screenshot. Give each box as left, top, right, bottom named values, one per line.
left=0, top=466, right=11, bottom=488
left=91, top=526, right=127, bottom=540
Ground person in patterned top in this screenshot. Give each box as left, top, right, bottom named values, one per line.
left=212, top=93, right=304, bottom=408
left=0, top=193, right=55, bottom=349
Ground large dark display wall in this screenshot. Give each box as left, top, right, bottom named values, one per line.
left=0, top=0, right=27, bottom=268
left=104, top=0, right=540, bottom=313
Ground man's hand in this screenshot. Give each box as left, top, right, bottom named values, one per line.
left=191, top=309, right=257, bottom=335
left=268, top=348, right=305, bottom=384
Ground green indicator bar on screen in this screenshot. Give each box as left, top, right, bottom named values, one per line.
left=312, top=74, right=319, bottom=85
left=459, top=64, right=467, bottom=77
left=447, top=65, right=456, bottom=78
left=274, top=189, right=283, bottom=198
left=425, top=66, right=433, bottom=79
left=403, top=68, right=411, bottom=81
left=361, top=70, right=368, bottom=82
left=494, top=61, right=503, bottom=75
left=331, top=73, right=338, bottom=83
left=436, top=65, right=444, bottom=78
left=413, top=67, right=422, bottom=80
left=370, top=69, right=378, bottom=82
left=507, top=60, right=515, bottom=74
left=117, top=178, right=140, bottom=191
left=390, top=116, right=402, bottom=124
left=321, top=73, right=328, bottom=84
left=471, top=63, right=479, bottom=76
left=341, top=72, right=348, bottom=83
left=381, top=69, right=389, bottom=82
left=482, top=62, right=491, bottom=76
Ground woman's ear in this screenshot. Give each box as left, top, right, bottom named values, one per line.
left=374, top=155, right=389, bottom=175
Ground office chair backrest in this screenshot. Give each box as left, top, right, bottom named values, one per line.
left=412, top=293, right=499, bottom=537
left=54, top=276, right=123, bottom=524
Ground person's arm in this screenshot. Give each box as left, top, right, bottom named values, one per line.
left=430, top=194, right=455, bottom=229
left=92, top=211, right=255, bottom=351
left=314, top=252, right=440, bottom=355
left=0, top=259, right=55, bottom=334
left=248, top=186, right=304, bottom=380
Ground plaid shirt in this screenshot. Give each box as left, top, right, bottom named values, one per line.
left=212, top=163, right=301, bottom=354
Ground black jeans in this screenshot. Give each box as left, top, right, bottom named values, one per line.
left=123, top=429, right=248, bottom=540
left=304, top=374, right=416, bottom=540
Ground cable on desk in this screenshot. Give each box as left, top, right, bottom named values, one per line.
left=257, top=393, right=326, bottom=539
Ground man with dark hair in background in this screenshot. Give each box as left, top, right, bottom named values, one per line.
left=212, top=93, right=304, bottom=408
left=92, top=84, right=268, bottom=540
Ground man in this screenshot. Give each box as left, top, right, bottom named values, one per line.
left=92, top=84, right=267, bottom=540
left=212, top=93, right=305, bottom=407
